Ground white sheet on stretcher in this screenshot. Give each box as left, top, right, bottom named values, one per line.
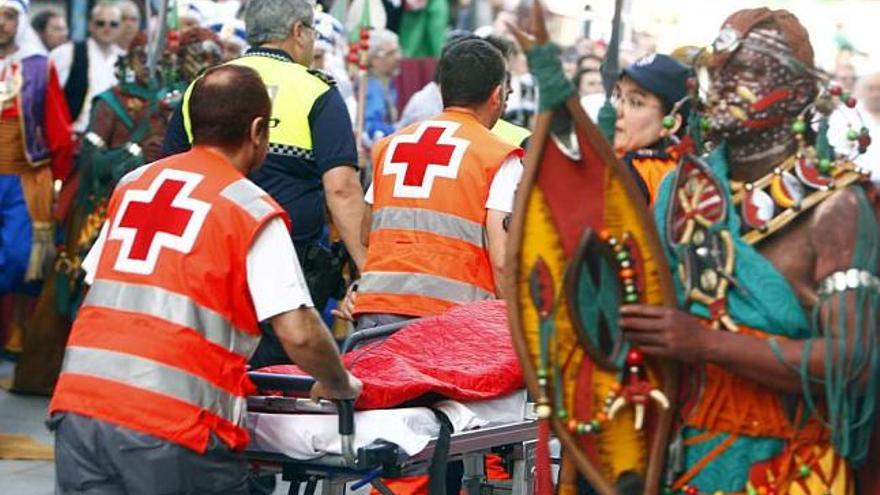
left=246, top=390, right=528, bottom=461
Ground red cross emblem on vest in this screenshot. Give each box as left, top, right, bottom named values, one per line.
left=109, top=169, right=211, bottom=275
left=383, top=121, right=470, bottom=199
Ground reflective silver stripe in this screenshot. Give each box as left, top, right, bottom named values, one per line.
left=84, top=280, right=259, bottom=358
left=372, top=207, right=485, bottom=247
left=359, top=271, right=494, bottom=303
left=62, top=346, right=245, bottom=425
left=220, top=179, right=275, bottom=220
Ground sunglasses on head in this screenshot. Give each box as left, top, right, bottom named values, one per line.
left=95, top=20, right=120, bottom=28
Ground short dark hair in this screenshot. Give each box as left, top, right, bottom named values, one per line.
left=32, top=10, right=61, bottom=34
left=483, top=34, right=516, bottom=60
left=189, top=64, right=272, bottom=148
left=439, top=39, right=506, bottom=108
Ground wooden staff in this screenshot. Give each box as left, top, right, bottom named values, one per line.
left=147, top=0, right=170, bottom=85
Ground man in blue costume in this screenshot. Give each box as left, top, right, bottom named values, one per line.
left=0, top=0, right=73, bottom=352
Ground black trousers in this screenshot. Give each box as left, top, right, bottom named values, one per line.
left=52, top=413, right=248, bottom=495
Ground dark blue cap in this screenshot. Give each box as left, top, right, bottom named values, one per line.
left=620, top=54, right=691, bottom=117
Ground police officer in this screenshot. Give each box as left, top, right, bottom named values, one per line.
left=163, top=0, right=367, bottom=323
left=50, top=64, right=361, bottom=495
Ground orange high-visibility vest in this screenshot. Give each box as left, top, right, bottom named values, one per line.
left=49, top=147, right=288, bottom=453
left=355, top=108, right=522, bottom=317
left=632, top=154, right=677, bottom=206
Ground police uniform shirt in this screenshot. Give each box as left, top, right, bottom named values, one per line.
left=162, top=48, right=359, bottom=247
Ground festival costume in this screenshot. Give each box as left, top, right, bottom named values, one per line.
left=654, top=144, right=877, bottom=494
left=508, top=37, right=680, bottom=493
left=651, top=8, right=879, bottom=491
left=0, top=3, right=75, bottom=351
left=503, top=3, right=880, bottom=493
left=13, top=80, right=172, bottom=394
left=54, top=84, right=172, bottom=319
left=0, top=54, right=73, bottom=288
left=355, top=108, right=521, bottom=318
left=50, top=147, right=287, bottom=452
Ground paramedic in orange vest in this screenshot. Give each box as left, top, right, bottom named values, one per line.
left=344, top=38, right=523, bottom=330
left=48, top=64, right=361, bottom=495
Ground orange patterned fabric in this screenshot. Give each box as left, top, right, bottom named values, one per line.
left=677, top=322, right=851, bottom=494
left=685, top=325, right=792, bottom=438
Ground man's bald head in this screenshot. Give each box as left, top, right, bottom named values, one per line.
left=189, top=64, right=272, bottom=148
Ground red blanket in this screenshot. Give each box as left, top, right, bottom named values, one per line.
left=258, top=300, right=524, bottom=409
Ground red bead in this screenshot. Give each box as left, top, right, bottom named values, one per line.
left=684, top=485, right=698, bottom=495
left=859, top=135, right=871, bottom=147
left=360, top=29, right=370, bottom=40
left=167, top=30, right=179, bottom=41
left=626, top=349, right=644, bottom=366
left=846, top=97, right=857, bottom=108
left=830, top=85, right=843, bottom=96
left=348, top=54, right=359, bottom=64
left=360, top=40, right=370, bottom=50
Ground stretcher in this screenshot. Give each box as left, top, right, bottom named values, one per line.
left=245, top=320, right=541, bottom=495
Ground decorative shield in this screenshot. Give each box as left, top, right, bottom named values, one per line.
left=504, top=98, right=678, bottom=495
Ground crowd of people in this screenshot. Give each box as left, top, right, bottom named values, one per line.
left=0, top=0, right=878, bottom=494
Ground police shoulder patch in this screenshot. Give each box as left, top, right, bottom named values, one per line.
left=307, top=68, right=337, bottom=87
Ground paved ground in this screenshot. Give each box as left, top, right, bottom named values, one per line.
left=0, top=359, right=54, bottom=495
left=0, top=358, right=308, bottom=494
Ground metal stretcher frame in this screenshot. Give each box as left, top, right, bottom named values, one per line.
left=245, top=320, right=540, bottom=495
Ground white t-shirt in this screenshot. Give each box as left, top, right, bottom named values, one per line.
left=364, top=153, right=524, bottom=214
left=82, top=217, right=313, bottom=322
left=50, top=38, right=124, bottom=132
left=397, top=82, right=443, bottom=130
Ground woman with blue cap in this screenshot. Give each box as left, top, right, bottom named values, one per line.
left=612, top=53, right=691, bottom=205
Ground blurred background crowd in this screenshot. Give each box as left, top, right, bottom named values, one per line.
left=3, top=0, right=879, bottom=365
left=28, top=0, right=880, bottom=167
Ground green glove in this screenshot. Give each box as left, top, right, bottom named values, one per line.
left=525, top=42, right=576, bottom=112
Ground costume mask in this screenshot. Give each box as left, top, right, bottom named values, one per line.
left=177, top=28, right=222, bottom=83
left=117, top=36, right=151, bottom=87
left=696, top=26, right=817, bottom=144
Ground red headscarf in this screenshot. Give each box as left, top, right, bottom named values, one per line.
left=714, top=8, right=814, bottom=71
